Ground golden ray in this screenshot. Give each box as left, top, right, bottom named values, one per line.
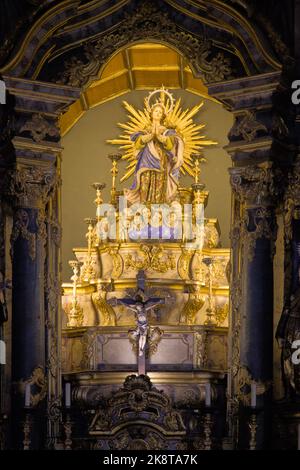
left=107, top=92, right=217, bottom=181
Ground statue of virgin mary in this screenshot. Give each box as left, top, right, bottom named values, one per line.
left=125, top=102, right=184, bottom=204
left=107, top=87, right=216, bottom=205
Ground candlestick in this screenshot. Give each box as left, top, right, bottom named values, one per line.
left=251, top=382, right=257, bottom=408
left=67, top=261, right=83, bottom=328
left=205, top=383, right=211, bottom=407
left=191, top=153, right=206, bottom=184
left=108, top=154, right=122, bottom=204
left=23, top=411, right=32, bottom=450
left=81, top=218, right=96, bottom=282
left=25, top=383, right=31, bottom=408
left=248, top=412, right=258, bottom=450
left=203, top=257, right=216, bottom=325
left=92, top=183, right=106, bottom=221
left=65, top=383, right=71, bottom=408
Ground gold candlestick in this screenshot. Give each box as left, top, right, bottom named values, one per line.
left=203, top=410, right=214, bottom=450
left=191, top=153, right=206, bottom=184
left=203, top=257, right=216, bottom=326
left=23, top=411, right=32, bottom=450
left=92, top=182, right=106, bottom=221
left=67, top=260, right=83, bottom=328
left=108, top=154, right=122, bottom=205
left=64, top=412, right=73, bottom=450
left=249, top=412, right=258, bottom=450
left=81, top=217, right=96, bottom=282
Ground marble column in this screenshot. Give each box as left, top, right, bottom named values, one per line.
left=208, top=72, right=283, bottom=449
left=10, top=165, right=56, bottom=449
left=3, top=76, right=80, bottom=449
left=230, top=164, right=276, bottom=449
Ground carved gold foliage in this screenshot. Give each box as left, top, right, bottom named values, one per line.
left=215, top=302, right=229, bottom=326
left=204, top=222, right=220, bottom=248
left=180, top=291, right=205, bottom=325
left=125, top=244, right=176, bottom=273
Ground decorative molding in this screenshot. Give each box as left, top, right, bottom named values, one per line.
left=229, top=111, right=267, bottom=142
left=229, top=165, right=274, bottom=205
left=19, top=114, right=59, bottom=143
left=125, top=244, right=176, bottom=273
left=8, top=166, right=57, bottom=208
left=57, top=2, right=233, bottom=88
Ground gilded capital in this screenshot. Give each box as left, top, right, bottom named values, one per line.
left=8, top=165, right=58, bottom=209
left=229, top=164, right=274, bottom=207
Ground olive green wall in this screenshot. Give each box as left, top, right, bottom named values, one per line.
left=61, top=90, right=233, bottom=281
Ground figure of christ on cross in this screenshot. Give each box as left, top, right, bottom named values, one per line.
left=108, top=271, right=169, bottom=374
left=108, top=290, right=166, bottom=362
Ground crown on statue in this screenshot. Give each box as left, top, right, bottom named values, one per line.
left=144, top=86, right=175, bottom=116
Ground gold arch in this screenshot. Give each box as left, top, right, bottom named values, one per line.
left=60, top=42, right=217, bottom=136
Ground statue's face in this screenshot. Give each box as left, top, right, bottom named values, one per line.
left=152, top=105, right=164, bottom=121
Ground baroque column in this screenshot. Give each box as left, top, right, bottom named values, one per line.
left=230, top=164, right=276, bottom=449
left=3, top=76, right=80, bottom=449
left=208, top=72, right=282, bottom=449
left=10, top=164, right=56, bottom=449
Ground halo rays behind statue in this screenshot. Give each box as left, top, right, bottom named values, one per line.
left=107, top=87, right=216, bottom=204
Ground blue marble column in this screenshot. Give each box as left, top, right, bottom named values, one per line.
left=10, top=170, right=51, bottom=449
left=230, top=165, right=276, bottom=449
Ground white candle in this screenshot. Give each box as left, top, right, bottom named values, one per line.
left=25, top=383, right=31, bottom=408
left=65, top=383, right=71, bottom=408
left=298, top=423, right=300, bottom=451
left=251, top=383, right=257, bottom=408
left=205, top=383, right=211, bottom=407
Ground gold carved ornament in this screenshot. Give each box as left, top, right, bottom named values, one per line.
left=125, top=244, right=176, bottom=273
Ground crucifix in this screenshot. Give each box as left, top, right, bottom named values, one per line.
left=108, top=270, right=167, bottom=375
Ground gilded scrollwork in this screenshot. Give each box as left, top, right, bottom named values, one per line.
left=178, top=248, right=193, bottom=280
left=92, top=284, right=116, bottom=326
left=108, top=246, right=123, bottom=278
left=215, top=302, right=229, bottom=326
left=125, top=244, right=176, bottom=273
left=180, top=287, right=205, bottom=325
